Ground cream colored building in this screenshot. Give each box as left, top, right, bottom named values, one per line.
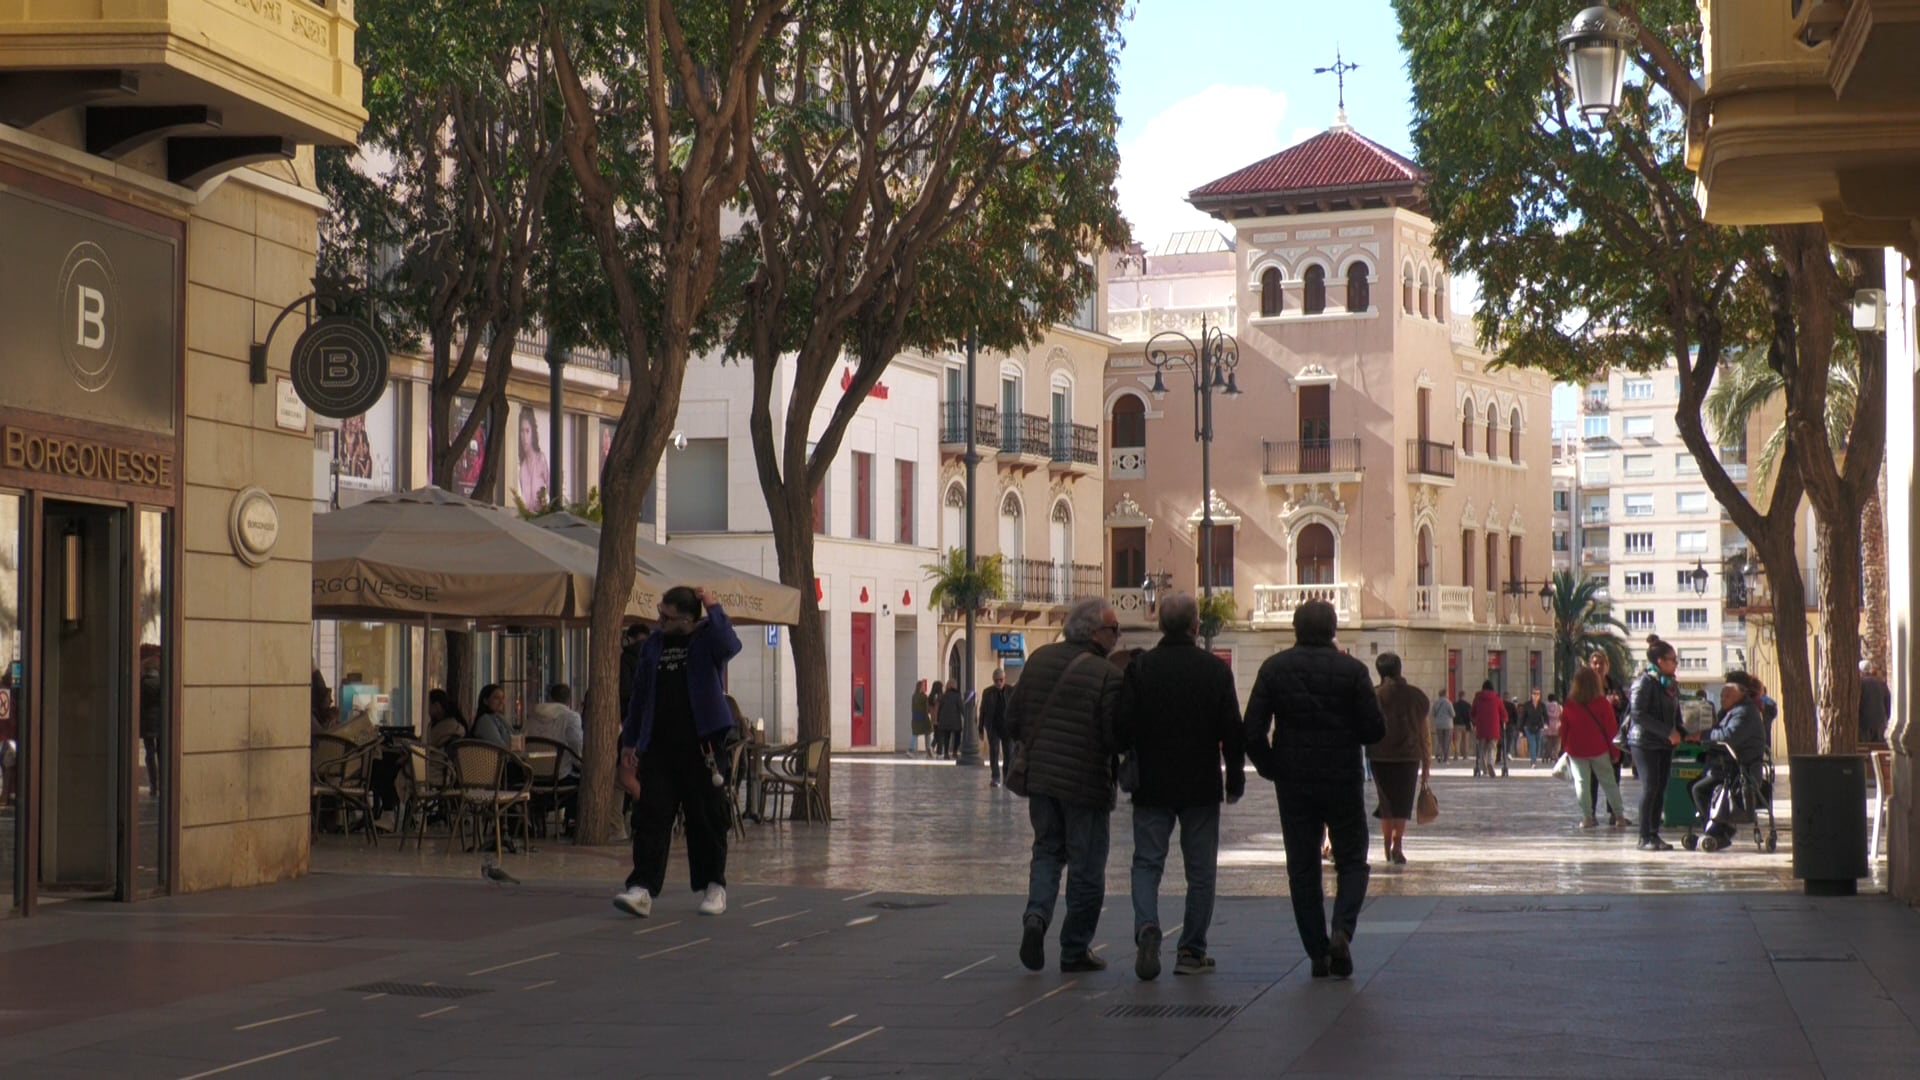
left=1104, top=123, right=1554, bottom=699
left=0, top=1, right=364, bottom=911
left=1574, top=361, right=1750, bottom=683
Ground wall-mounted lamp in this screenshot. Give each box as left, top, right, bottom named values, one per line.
left=62, top=524, right=82, bottom=625
left=1853, top=288, right=1887, bottom=334
left=882, top=603, right=892, bottom=617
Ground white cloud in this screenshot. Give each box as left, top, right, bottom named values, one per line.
left=1117, top=85, right=1298, bottom=250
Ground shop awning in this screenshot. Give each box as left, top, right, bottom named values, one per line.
left=530, top=512, right=801, bottom=627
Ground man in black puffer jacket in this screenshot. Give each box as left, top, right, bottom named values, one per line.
left=1009, top=598, right=1124, bottom=974
left=1244, top=600, right=1385, bottom=979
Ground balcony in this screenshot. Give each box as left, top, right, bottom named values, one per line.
left=1581, top=548, right=1611, bottom=566
left=939, top=402, right=999, bottom=452
left=1110, top=443, right=1145, bottom=479
left=1252, top=583, right=1359, bottom=625
left=1000, top=557, right=1103, bottom=606
left=997, top=412, right=1051, bottom=467
left=1584, top=469, right=1612, bottom=488
left=0, top=0, right=365, bottom=182
left=1261, top=437, right=1364, bottom=483
left=1410, top=585, right=1475, bottom=622
left=1405, top=439, right=1456, bottom=480
left=513, top=329, right=623, bottom=377
left=1582, top=506, right=1610, bottom=524
left=1585, top=394, right=1610, bottom=413
left=1048, top=422, right=1099, bottom=476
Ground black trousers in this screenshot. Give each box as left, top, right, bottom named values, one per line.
left=1276, top=785, right=1370, bottom=961
left=1630, top=745, right=1674, bottom=841
left=987, top=729, right=1008, bottom=778
left=1691, top=759, right=1740, bottom=839
left=626, top=743, right=730, bottom=896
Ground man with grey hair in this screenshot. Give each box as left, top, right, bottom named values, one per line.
left=1009, top=597, right=1124, bottom=973
left=1244, top=599, right=1384, bottom=979
left=980, top=667, right=1012, bottom=786
left=1118, top=592, right=1245, bottom=979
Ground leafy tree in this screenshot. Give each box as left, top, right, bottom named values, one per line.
left=1547, top=570, right=1630, bottom=701
left=1395, top=0, right=1885, bottom=754
left=924, top=548, right=1006, bottom=615
left=544, top=0, right=793, bottom=842
left=732, top=0, right=1128, bottom=806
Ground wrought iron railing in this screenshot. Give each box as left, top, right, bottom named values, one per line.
left=1001, top=413, right=1050, bottom=457
left=1050, top=422, right=1098, bottom=466
left=1001, top=557, right=1104, bottom=605
left=1263, top=437, right=1362, bottom=476
left=1405, top=439, right=1456, bottom=478
left=941, top=401, right=1000, bottom=447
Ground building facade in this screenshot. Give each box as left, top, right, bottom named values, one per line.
left=1572, top=361, right=1750, bottom=683
left=663, top=353, right=943, bottom=751
left=0, top=1, right=364, bottom=911
left=1104, top=123, right=1554, bottom=702
left=1551, top=423, right=1578, bottom=578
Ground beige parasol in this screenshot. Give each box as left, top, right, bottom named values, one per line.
left=531, top=512, right=801, bottom=626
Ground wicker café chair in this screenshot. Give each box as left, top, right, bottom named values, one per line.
left=399, top=742, right=457, bottom=851
left=524, top=736, right=579, bottom=839
left=311, top=732, right=379, bottom=844
left=760, top=736, right=831, bottom=824
left=446, top=739, right=532, bottom=860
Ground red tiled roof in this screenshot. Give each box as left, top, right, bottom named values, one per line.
left=1189, top=126, right=1425, bottom=201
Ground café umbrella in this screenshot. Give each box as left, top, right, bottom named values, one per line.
left=529, top=511, right=801, bottom=626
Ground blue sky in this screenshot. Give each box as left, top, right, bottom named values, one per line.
left=1113, top=1, right=1579, bottom=422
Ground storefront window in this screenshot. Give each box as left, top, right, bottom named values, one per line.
left=337, top=622, right=407, bottom=734
left=1, top=493, right=22, bottom=914
left=135, top=508, right=169, bottom=897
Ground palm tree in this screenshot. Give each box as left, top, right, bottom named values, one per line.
left=1706, top=344, right=1888, bottom=671
left=924, top=548, right=1005, bottom=617
left=1548, top=570, right=1631, bottom=701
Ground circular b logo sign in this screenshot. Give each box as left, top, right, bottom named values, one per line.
left=58, top=241, right=118, bottom=392
left=290, top=317, right=389, bottom=419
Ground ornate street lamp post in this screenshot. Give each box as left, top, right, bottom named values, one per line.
left=957, top=329, right=985, bottom=768
left=1559, top=5, right=1637, bottom=126
left=1146, top=315, right=1240, bottom=648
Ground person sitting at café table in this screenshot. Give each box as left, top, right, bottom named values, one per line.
left=471, top=684, right=513, bottom=748
left=427, top=688, right=468, bottom=747
left=527, top=683, right=585, bottom=767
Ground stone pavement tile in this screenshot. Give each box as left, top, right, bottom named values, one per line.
left=1797, top=1023, right=1920, bottom=1079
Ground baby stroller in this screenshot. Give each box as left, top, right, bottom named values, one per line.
left=1682, top=742, right=1778, bottom=853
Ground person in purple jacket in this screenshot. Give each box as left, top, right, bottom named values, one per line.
left=613, top=586, right=742, bottom=919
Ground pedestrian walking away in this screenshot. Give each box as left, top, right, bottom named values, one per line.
left=1470, top=682, right=1505, bottom=779
left=1859, top=661, right=1892, bottom=745
left=1116, top=593, right=1245, bottom=980
left=1625, top=638, right=1685, bottom=851
left=980, top=668, right=1012, bottom=786
left=911, top=679, right=933, bottom=758
left=613, top=586, right=741, bottom=920
left=1010, top=599, right=1124, bottom=974
left=1429, top=689, right=1454, bottom=765
left=926, top=682, right=945, bottom=758
left=1368, top=653, right=1431, bottom=866
left=1452, top=693, right=1473, bottom=763
left=936, top=681, right=964, bottom=759
left=1561, top=666, right=1627, bottom=830
left=1244, top=600, right=1386, bottom=979
left=1543, top=693, right=1564, bottom=763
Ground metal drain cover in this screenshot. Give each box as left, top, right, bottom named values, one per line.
left=1104, top=1004, right=1240, bottom=1020
left=346, top=982, right=491, bottom=999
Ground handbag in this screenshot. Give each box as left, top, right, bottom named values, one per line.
left=1551, top=752, right=1572, bottom=780
left=1415, top=782, right=1440, bottom=825
left=1005, top=653, right=1094, bottom=798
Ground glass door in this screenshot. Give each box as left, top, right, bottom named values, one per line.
left=134, top=508, right=171, bottom=898
left=1, top=492, right=23, bottom=915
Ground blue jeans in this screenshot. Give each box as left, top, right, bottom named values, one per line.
left=1025, top=794, right=1110, bottom=959
left=1130, top=804, right=1221, bottom=958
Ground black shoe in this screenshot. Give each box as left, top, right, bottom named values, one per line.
left=1310, top=955, right=1331, bottom=978
left=1328, top=930, right=1354, bottom=978
left=1060, top=952, right=1107, bottom=973
left=1637, top=837, right=1674, bottom=851
left=1135, top=926, right=1162, bottom=981
left=1019, top=914, right=1046, bottom=972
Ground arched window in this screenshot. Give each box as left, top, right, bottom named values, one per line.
left=1416, top=526, right=1434, bottom=588
left=1295, top=523, right=1336, bottom=585
left=998, top=489, right=1024, bottom=564
left=1346, top=262, right=1370, bottom=313
left=1485, top=403, right=1500, bottom=460
left=1402, top=265, right=1414, bottom=314
left=1048, top=500, right=1074, bottom=602
left=941, top=482, right=966, bottom=552
left=1303, top=265, right=1327, bottom=315
left=1110, top=394, right=1145, bottom=450
left=1259, top=267, right=1283, bottom=317
left=1434, top=275, right=1447, bottom=321
left=1460, top=408, right=1475, bottom=457
left=1508, top=407, right=1522, bottom=462
left=1508, top=535, right=1523, bottom=597
left=1418, top=268, right=1431, bottom=318
left=1461, top=529, right=1476, bottom=588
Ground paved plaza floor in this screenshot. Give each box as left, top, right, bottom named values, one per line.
left=0, top=758, right=1914, bottom=1078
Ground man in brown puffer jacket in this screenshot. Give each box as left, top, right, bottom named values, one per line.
left=1009, top=597, right=1124, bottom=974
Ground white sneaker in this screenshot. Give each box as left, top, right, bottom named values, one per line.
left=613, top=886, right=652, bottom=918
left=698, top=884, right=727, bottom=916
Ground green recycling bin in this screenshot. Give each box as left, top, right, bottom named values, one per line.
left=1664, top=743, right=1705, bottom=828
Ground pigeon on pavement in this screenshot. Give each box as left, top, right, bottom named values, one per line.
left=481, top=861, right=520, bottom=885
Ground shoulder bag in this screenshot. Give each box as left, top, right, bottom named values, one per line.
left=1006, top=653, right=1093, bottom=798
left=1416, top=781, right=1440, bottom=825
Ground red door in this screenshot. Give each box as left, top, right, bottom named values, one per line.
left=850, top=613, right=873, bottom=746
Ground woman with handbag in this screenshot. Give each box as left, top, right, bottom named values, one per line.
left=1562, top=667, right=1628, bottom=830
left=1367, top=653, right=1431, bottom=865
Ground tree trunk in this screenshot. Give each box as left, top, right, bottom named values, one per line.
left=771, top=497, right=831, bottom=820
left=576, top=443, right=647, bottom=845
left=1862, top=463, right=1890, bottom=675
left=1756, top=533, right=1819, bottom=756
left=1814, top=509, right=1864, bottom=755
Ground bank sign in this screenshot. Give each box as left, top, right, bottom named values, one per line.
left=0, top=185, right=180, bottom=435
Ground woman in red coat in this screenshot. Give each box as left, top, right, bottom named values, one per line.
left=1561, top=666, right=1628, bottom=829
left=1469, top=682, right=1506, bottom=779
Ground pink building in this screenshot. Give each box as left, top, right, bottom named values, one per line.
left=1104, top=123, right=1555, bottom=699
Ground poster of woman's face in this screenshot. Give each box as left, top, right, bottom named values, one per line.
left=452, top=397, right=488, bottom=498
left=516, top=404, right=550, bottom=509
left=336, top=389, right=395, bottom=491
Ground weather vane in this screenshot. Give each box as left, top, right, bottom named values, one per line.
left=1315, top=47, right=1360, bottom=120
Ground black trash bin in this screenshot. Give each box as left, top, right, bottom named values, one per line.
left=1789, top=753, right=1869, bottom=896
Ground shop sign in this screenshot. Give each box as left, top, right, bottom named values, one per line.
left=991, top=632, right=1025, bottom=657
left=228, top=486, right=280, bottom=567
left=290, top=317, right=389, bottom=419
left=1, top=185, right=179, bottom=435
left=1, top=422, right=174, bottom=490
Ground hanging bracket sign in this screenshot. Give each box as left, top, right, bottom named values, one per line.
left=248, top=289, right=389, bottom=419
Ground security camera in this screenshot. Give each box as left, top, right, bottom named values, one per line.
left=670, top=430, right=689, bottom=452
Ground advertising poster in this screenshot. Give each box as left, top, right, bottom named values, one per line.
left=450, top=396, right=490, bottom=499
left=515, top=402, right=552, bottom=510
left=335, top=385, right=397, bottom=493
